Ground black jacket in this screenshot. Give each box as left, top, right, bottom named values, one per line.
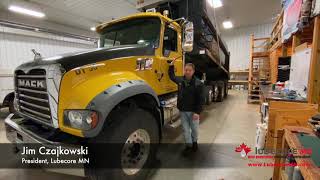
left=168, top=65, right=204, bottom=114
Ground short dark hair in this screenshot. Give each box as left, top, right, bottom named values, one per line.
left=185, top=63, right=195, bottom=70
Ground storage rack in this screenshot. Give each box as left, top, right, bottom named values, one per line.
left=229, top=70, right=248, bottom=90
left=269, top=13, right=320, bottom=108
left=248, top=35, right=271, bottom=103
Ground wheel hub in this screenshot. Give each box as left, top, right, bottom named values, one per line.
left=121, top=129, right=150, bottom=175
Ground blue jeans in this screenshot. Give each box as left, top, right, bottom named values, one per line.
left=180, top=111, right=199, bottom=146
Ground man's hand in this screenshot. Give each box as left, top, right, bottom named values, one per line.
left=170, top=58, right=176, bottom=66
left=169, top=56, right=182, bottom=66
left=193, top=113, right=200, bottom=121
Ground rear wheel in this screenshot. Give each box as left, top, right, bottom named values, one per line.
left=224, top=81, right=228, bottom=98
left=86, top=103, right=159, bottom=180
left=205, top=86, right=213, bottom=105
left=216, top=82, right=225, bottom=102
left=213, top=84, right=219, bottom=102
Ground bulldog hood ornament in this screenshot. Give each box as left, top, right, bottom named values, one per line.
left=31, top=49, right=42, bottom=61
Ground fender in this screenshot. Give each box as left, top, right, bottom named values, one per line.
left=58, top=60, right=158, bottom=137
left=83, top=80, right=160, bottom=137
left=2, top=92, right=14, bottom=107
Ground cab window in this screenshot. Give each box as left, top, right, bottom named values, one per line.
left=163, top=27, right=178, bottom=56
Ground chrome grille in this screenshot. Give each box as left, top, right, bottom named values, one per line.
left=15, top=69, right=52, bottom=126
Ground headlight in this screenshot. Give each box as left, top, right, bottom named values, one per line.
left=64, top=110, right=98, bottom=130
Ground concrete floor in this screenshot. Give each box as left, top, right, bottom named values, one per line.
left=0, top=90, right=273, bottom=180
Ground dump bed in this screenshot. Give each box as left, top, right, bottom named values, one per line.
left=139, top=0, right=229, bottom=81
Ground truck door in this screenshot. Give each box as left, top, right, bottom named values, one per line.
left=160, top=25, right=183, bottom=93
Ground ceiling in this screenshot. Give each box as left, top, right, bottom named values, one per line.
left=215, top=0, right=281, bottom=32
left=0, top=0, right=138, bottom=32
left=0, top=0, right=281, bottom=34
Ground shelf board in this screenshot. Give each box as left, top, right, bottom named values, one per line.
left=229, top=80, right=248, bottom=85
left=252, top=52, right=269, bottom=58
left=248, top=94, right=261, bottom=97
left=230, top=71, right=249, bottom=74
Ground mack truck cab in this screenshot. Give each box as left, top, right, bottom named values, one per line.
left=5, top=12, right=197, bottom=179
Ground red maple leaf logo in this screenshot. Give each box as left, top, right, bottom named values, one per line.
left=235, top=143, right=252, bottom=157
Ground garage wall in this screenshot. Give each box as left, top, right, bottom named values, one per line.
left=222, top=23, right=273, bottom=71
left=0, top=25, right=96, bottom=102
left=0, top=26, right=96, bottom=71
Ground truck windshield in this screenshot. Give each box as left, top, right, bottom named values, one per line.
left=99, top=17, right=161, bottom=48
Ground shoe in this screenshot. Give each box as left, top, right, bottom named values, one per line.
left=181, top=146, right=193, bottom=156
left=192, top=142, right=198, bottom=152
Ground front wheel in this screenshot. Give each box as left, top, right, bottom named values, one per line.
left=86, top=104, right=160, bottom=180
left=8, top=100, right=15, bottom=114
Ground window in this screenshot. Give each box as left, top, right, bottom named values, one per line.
left=163, top=27, right=178, bottom=55
left=99, top=18, right=161, bottom=48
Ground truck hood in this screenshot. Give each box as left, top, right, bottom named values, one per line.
left=17, top=44, right=155, bottom=71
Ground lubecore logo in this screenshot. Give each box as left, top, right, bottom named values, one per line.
left=234, top=143, right=252, bottom=157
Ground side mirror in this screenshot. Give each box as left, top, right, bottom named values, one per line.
left=182, top=21, right=194, bottom=52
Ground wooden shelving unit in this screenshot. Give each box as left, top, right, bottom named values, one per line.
left=270, top=10, right=284, bottom=52
left=229, top=70, right=249, bottom=89
left=268, top=13, right=320, bottom=109
left=308, top=17, right=320, bottom=108
left=261, top=6, right=320, bottom=180
left=248, top=34, right=271, bottom=103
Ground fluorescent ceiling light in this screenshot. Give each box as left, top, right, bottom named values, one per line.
left=90, top=27, right=96, bottom=31
left=223, top=21, right=233, bottom=29
left=8, top=5, right=45, bottom=18
left=208, top=0, right=223, bottom=8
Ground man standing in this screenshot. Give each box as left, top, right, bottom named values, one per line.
left=168, top=61, right=204, bottom=155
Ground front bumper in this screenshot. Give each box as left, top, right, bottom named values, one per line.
left=4, top=113, right=85, bottom=177
left=5, top=114, right=55, bottom=144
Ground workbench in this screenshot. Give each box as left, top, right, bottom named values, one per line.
left=260, top=85, right=318, bottom=149
left=273, top=126, right=320, bottom=180
left=260, top=85, right=307, bottom=103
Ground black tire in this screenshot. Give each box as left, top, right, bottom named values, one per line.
left=205, top=85, right=213, bottom=105
left=224, top=81, right=228, bottom=98
left=216, top=82, right=225, bottom=102
left=8, top=100, right=15, bottom=114
left=212, top=84, right=219, bottom=102
left=86, top=104, right=160, bottom=180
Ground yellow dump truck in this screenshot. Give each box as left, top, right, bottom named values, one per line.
left=5, top=1, right=229, bottom=179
